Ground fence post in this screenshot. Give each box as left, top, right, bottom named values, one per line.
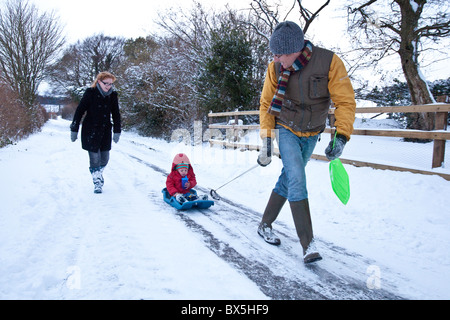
left=328, top=104, right=336, bottom=140
left=432, top=96, right=449, bottom=168
left=234, top=113, right=239, bottom=142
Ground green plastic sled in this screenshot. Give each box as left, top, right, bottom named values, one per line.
left=329, top=158, right=350, bottom=205
left=328, top=133, right=350, bottom=205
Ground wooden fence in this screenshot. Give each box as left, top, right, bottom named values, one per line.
left=207, top=101, right=450, bottom=181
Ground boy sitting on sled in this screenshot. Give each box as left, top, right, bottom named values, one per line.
left=166, top=153, right=208, bottom=203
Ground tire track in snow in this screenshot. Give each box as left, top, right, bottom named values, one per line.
left=173, top=206, right=326, bottom=300
left=126, top=152, right=404, bottom=300
left=194, top=192, right=405, bottom=300
left=189, top=198, right=403, bottom=300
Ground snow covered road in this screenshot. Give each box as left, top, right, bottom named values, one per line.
left=1, top=118, right=449, bottom=300
left=0, top=120, right=266, bottom=299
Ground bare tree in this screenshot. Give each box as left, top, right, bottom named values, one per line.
left=49, top=34, right=126, bottom=100
left=0, top=0, right=64, bottom=112
left=247, top=0, right=281, bottom=39
left=347, top=0, right=450, bottom=131
left=246, top=0, right=331, bottom=39
left=155, top=2, right=223, bottom=116
left=156, top=1, right=215, bottom=64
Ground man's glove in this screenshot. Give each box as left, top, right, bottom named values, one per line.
left=257, top=137, right=273, bottom=167
left=71, top=131, right=78, bottom=142
left=325, top=134, right=347, bottom=160
left=113, top=133, right=121, bottom=143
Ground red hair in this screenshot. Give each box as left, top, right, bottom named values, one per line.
left=91, top=71, right=116, bottom=88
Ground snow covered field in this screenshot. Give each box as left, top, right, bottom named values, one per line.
left=1, top=117, right=449, bottom=300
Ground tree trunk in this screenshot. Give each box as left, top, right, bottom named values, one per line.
left=399, top=46, right=435, bottom=132
left=396, top=0, right=435, bottom=132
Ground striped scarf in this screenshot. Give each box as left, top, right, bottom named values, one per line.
left=267, top=41, right=313, bottom=117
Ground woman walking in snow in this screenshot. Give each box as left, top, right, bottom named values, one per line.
left=70, top=71, right=121, bottom=193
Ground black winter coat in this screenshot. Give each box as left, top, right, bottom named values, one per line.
left=70, top=87, right=121, bottom=152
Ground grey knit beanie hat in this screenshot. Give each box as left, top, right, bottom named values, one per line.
left=269, top=21, right=305, bottom=55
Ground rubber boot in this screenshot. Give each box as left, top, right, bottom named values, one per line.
left=290, top=199, right=322, bottom=263
left=258, top=191, right=287, bottom=245
left=89, top=167, right=103, bottom=194
left=99, top=165, right=105, bottom=188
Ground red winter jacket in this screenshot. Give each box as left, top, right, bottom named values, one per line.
left=166, top=154, right=197, bottom=196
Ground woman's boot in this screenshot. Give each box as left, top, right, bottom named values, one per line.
left=99, top=165, right=105, bottom=188
left=89, top=167, right=103, bottom=193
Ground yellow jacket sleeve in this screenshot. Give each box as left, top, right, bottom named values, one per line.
left=259, top=55, right=356, bottom=140
left=328, top=54, right=356, bottom=141
left=259, top=61, right=278, bottom=139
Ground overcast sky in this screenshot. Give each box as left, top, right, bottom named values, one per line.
left=30, top=0, right=348, bottom=44
left=2, top=0, right=447, bottom=84
left=31, top=0, right=249, bottom=43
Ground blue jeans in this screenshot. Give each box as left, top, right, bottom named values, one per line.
left=273, top=126, right=319, bottom=202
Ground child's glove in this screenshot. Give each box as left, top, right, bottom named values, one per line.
left=175, top=194, right=187, bottom=203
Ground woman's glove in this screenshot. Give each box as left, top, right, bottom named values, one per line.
left=113, top=133, right=121, bottom=143
left=71, top=131, right=78, bottom=142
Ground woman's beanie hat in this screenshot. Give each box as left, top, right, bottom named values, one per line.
left=269, top=21, right=305, bottom=55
